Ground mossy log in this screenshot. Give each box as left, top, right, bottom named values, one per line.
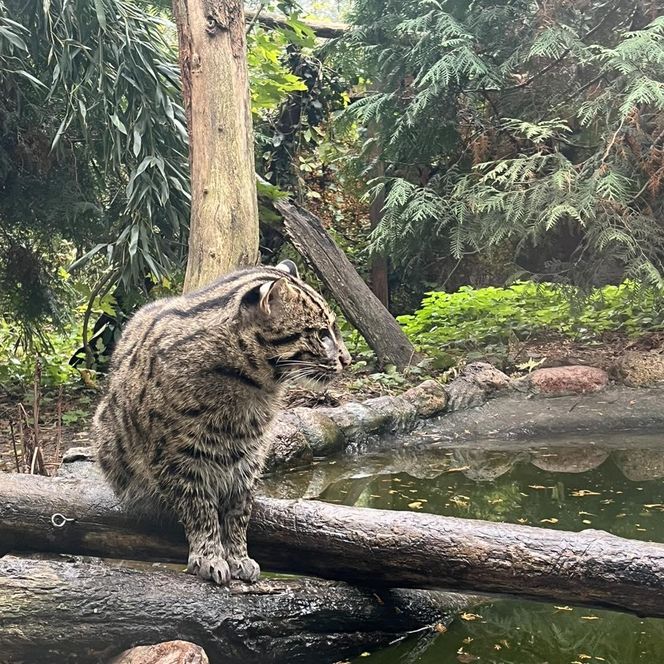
left=2, top=472, right=664, bottom=617
left=0, top=554, right=464, bottom=663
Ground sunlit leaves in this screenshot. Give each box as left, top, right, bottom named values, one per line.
left=247, top=28, right=308, bottom=116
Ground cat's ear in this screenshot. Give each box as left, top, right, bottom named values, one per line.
left=258, top=277, right=294, bottom=315
left=275, top=259, right=299, bottom=279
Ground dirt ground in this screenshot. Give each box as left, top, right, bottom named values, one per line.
left=2, top=331, right=662, bottom=475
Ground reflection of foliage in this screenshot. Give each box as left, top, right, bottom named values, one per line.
left=424, top=600, right=664, bottom=664
left=318, top=453, right=664, bottom=543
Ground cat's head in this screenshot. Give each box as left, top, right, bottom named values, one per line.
left=243, top=260, right=351, bottom=384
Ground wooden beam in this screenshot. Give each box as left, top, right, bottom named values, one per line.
left=274, top=195, right=419, bottom=369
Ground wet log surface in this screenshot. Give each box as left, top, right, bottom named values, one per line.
left=0, top=554, right=463, bottom=664
left=2, top=472, right=664, bottom=618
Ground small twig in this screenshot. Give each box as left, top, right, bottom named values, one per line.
left=245, top=1, right=266, bottom=35
left=55, top=385, right=63, bottom=463
left=9, top=420, right=20, bottom=473
left=601, top=116, right=626, bottom=164
left=33, top=356, right=42, bottom=451
left=17, top=403, right=28, bottom=473
left=30, top=446, right=46, bottom=476
left=30, top=447, right=39, bottom=475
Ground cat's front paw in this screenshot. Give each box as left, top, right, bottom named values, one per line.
left=187, top=553, right=231, bottom=585
left=228, top=556, right=261, bottom=583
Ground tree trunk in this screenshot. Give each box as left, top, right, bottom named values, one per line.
left=274, top=196, right=418, bottom=369
left=173, top=0, right=259, bottom=292
left=0, top=554, right=466, bottom=664
left=369, top=163, right=389, bottom=307
left=3, top=472, right=664, bottom=617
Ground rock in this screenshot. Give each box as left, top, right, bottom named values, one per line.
left=531, top=447, right=609, bottom=473
left=61, top=446, right=96, bottom=463
left=445, top=362, right=511, bottom=412
left=402, top=379, right=448, bottom=418
left=361, top=395, right=417, bottom=430
left=265, top=411, right=312, bottom=471
left=518, top=366, right=609, bottom=397
left=612, top=450, right=664, bottom=481
left=289, top=408, right=344, bottom=456
left=452, top=449, right=518, bottom=482
left=319, top=401, right=376, bottom=441
left=616, top=351, right=664, bottom=387
left=110, top=640, right=209, bottom=664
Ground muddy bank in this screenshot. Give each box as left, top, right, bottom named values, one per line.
left=428, top=385, right=664, bottom=443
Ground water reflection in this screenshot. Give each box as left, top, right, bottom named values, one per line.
left=261, top=431, right=664, bottom=664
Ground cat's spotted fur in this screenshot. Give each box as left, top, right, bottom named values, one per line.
left=94, top=261, right=350, bottom=584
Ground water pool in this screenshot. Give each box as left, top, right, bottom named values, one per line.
left=263, top=431, right=664, bottom=664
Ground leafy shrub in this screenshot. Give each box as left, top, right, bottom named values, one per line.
left=0, top=318, right=81, bottom=390
left=398, top=281, right=664, bottom=358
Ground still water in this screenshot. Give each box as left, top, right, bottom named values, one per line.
left=264, top=431, right=664, bottom=664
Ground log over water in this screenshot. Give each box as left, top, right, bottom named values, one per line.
left=2, top=473, right=664, bottom=617
left=0, top=554, right=464, bottom=663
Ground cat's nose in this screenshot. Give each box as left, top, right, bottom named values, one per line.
left=339, top=347, right=351, bottom=368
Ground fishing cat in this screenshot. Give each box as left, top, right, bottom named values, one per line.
left=94, top=260, right=351, bottom=584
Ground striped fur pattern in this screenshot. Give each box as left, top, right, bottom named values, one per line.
left=93, top=261, right=351, bottom=584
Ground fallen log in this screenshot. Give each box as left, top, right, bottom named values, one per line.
left=0, top=554, right=463, bottom=664
left=2, top=472, right=664, bottom=617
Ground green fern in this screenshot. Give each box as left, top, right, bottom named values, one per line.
left=339, top=0, right=664, bottom=287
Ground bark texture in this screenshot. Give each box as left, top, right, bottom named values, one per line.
left=2, top=473, right=664, bottom=617
left=0, top=555, right=462, bottom=664
left=369, top=164, right=389, bottom=307
left=274, top=196, right=418, bottom=369
left=174, top=0, right=259, bottom=292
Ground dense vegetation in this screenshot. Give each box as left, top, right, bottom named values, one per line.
left=341, top=0, right=664, bottom=302
left=1, top=0, right=663, bottom=393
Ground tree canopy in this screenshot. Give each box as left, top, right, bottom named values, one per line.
left=342, top=0, right=664, bottom=291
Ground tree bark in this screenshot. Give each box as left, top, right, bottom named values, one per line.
left=174, top=0, right=259, bottom=292
left=0, top=554, right=465, bottom=664
left=368, top=161, right=389, bottom=307
left=3, top=472, right=664, bottom=617
left=274, top=196, right=418, bottom=369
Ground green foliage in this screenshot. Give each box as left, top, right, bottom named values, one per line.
left=0, top=317, right=81, bottom=389
left=340, top=0, right=664, bottom=289
left=399, top=281, right=664, bottom=358
left=0, top=0, right=190, bottom=344
left=247, top=27, right=309, bottom=116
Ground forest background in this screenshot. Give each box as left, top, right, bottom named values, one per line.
left=0, top=0, right=662, bottom=452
